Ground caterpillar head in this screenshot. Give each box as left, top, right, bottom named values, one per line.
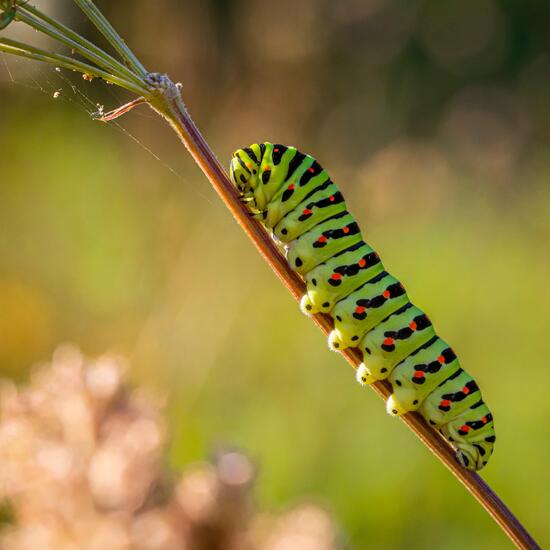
left=230, top=147, right=260, bottom=195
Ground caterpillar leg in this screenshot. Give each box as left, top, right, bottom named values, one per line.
left=328, top=329, right=347, bottom=351
left=300, top=294, right=318, bottom=315
left=359, top=355, right=392, bottom=382
left=356, top=364, right=377, bottom=386
left=386, top=390, right=417, bottom=416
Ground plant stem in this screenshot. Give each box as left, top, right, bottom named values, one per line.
left=0, top=38, right=147, bottom=96
left=17, top=4, right=144, bottom=89
left=72, top=0, right=147, bottom=78
left=146, top=74, right=540, bottom=550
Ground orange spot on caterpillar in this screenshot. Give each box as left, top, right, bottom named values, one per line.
left=355, top=305, right=366, bottom=314
left=329, top=195, right=335, bottom=202
left=460, top=424, right=471, bottom=433
left=308, top=167, right=315, bottom=173
left=440, top=399, right=451, bottom=408
left=482, top=416, right=488, bottom=424
left=382, top=290, right=390, bottom=298
left=318, top=235, right=328, bottom=243
left=343, top=226, right=350, bottom=234
left=331, top=273, right=342, bottom=280
left=303, top=208, right=313, bottom=215
left=462, top=386, right=470, bottom=395
left=383, top=337, right=394, bottom=346
left=358, top=258, right=367, bottom=268
left=274, top=148, right=279, bottom=152
left=288, top=184, right=295, bottom=190
left=409, top=321, right=417, bottom=331
left=437, top=355, right=446, bottom=364
left=413, top=370, right=425, bottom=379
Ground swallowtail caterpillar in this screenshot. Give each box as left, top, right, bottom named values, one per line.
left=230, top=143, right=495, bottom=471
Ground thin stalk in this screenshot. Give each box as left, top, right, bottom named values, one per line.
left=0, top=38, right=147, bottom=96
left=146, top=76, right=540, bottom=550
left=17, top=4, right=144, bottom=89
left=72, top=0, right=147, bottom=77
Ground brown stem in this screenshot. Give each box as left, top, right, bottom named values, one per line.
left=147, top=75, right=540, bottom=550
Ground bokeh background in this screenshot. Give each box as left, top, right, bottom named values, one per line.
left=1, top=0, right=550, bottom=547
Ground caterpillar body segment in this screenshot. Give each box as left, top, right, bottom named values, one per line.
left=419, top=368, right=481, bottom=425
left=273, top=182, right=346, bottom=242
left=359, top=304, right=436, bottom=381
left=230, top=143, right=495, bottom=470
left=386, top=337, right=461, bottom=416
left=329, top=271, right=409, bottom=350
left=301, top=242, right=384, bottom=315
left=286, top=213, right=363, bottom=276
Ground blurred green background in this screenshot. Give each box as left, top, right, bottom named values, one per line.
left=1, top=0, right=550, bottom=547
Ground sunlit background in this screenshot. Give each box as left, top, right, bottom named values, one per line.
left=1, top=0, right=550, bottom=547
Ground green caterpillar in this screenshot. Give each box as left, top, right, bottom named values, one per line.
left=229, top=142, right=495, bottom=471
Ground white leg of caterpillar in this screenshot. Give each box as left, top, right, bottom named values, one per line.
left=300, top=294, right=318, bottom=316
left=361, top=355, right=390, bottom=381
left=386, top=393, right=408, bottom=417
left=356, top=364, right=376, bottom=386
left=387, top=388, right=418, bottom=417
left=328, top=330, right=347, bottom=352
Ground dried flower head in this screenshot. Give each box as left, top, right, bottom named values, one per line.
left=0, top=346, right=340, bottom=549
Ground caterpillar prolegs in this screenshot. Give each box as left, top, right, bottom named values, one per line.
left=230, top=142, right=495, bottom=471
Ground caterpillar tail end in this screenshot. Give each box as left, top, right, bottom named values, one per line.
left=455, top=448, right=479, bottom=471
left=455, top=442, right=493, bottom=471
left=356, top=364, right=377, bottom=386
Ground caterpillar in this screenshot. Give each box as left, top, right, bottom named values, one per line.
left=230, top=142, right=496, bottom=471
